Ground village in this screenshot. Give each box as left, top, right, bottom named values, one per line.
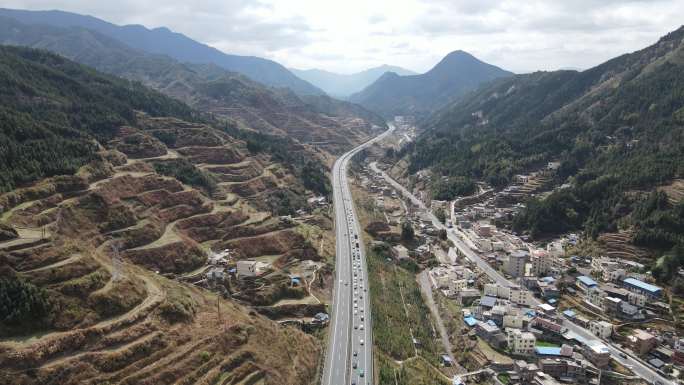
left=348, top=118, right=682, bottom=385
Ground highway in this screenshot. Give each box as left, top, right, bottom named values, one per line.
left=323, top=124, right=394, bottom=385
left=369, top=161, right=676, bottom=385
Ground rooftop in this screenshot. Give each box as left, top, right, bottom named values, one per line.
left=480, top=295, right=497, bottom=308
left=535, top=347, right=562, bottom=356
left=586, top=341, right=610, bottom=354
left=562, top=309, right=576, bottom=318
left=623, top=278, right=662, bottom=294
left=576, top=275, right=597, bottom=287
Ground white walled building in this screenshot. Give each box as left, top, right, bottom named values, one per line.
left=588, top=320, right=613, bottom=339
left=507, top=328, right=536, bottom=356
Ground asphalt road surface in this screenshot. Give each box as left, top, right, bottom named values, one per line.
left=323, top=124, right=394, bottom=385
left=369, top=161, right=676, bottom=385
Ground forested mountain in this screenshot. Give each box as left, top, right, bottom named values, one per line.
left=0, top=45, right=324, bottom=384
left=290, top=65, right=417, bottom=98
left=402, top=27, right=684, bottom=283
left=0, top=16, right=384, bottom=153
left=0, top=45, right=197, bottom=192
left=349, top=50, right=512, bottom=118
left=0, top=8, right=324, bottom=96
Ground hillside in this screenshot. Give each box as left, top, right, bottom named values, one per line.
left=401, top=26, right=684, bottom=284
left=0, top=15, right=384, bottom=154
left=291, top=65, right=417, bottom=98
left=349, top=51, right=512, bottom=118
left=0, top=45, right=331, bottom=385
left=0, top=8, right=324, bottom=96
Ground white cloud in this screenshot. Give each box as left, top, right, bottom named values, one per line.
left=3, top=0, right=683, bottom=73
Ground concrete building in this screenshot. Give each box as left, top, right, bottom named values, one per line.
left=538, top=358, right=590, bottom=384
left=484, top=283, right=510, bottom=299
left=503, top=314, right=525, bottom=329
left=622, top=277, right=662, bottom=299
left=575, top=276, right=598, bottom=291
left=477, top=224, right=493, bottom=237
left=588, top=320, right=613, bottom=339
left=627, top=329, right=657, bottom=355
left=506, top=250, right=529, bottom=278
left=509, top=287, right=533, bottom=306
left=507, top=328, right=536, bottom=356
left=585, top=287, right=605, bottom=309
left=530, top=250, right=552, bottom=276
left=532, top=317, right=564, bottom=334
left=583, top=341, right=611, bottom=368
left=476, top=321, right=507, bottom=349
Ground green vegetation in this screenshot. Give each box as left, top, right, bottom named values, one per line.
left=431, top=176, right=476, bottom=200
left=264, top=188, right=307, bottom=216
left=0, top=45, right=197, bottom=193
left=535, top=341, right=560, bottom=348
left=0, top=276, right=51, bottom=326
left=434, top=207, right=446, bottom=224
left=401, top=220, right=415, bottom=241
left=224, top=125, right=332, bottom=197
left=404, top=27, right=684, bottom=283
left=152, top=159, right=217, bottom=195
left=368, top=245, right=440, bottom=363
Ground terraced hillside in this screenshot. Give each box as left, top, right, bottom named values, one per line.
left=0, top=46, right=336, bottom=385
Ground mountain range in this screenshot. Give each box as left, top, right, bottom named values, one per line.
left=0, top=8, right=325, bottom=96
left=401, top=26, right=684, bottom=284
left=290, top=65, right=417, bottom=98
left=350, top=50, right=513, bottom=118
left=0, top=14, right=385, bottom=153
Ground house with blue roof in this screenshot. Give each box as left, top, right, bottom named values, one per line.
left=622, top=277, right=662, bottom=299
left=562, top=309, right=576, bottom=319
left=575, top=275, right=597, bottom=291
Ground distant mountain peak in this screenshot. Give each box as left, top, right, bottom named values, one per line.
left=350, top=51, right=512, bottom=118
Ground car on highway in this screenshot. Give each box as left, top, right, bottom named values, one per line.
left=353, top=350, right=357, bottom=357
left=360, top=316, right=364, bottom=321
left=359, top=369, right=365, bottom=377
left=360, top=339, right=364, bottom=345
left=352, top=361, right=357, bottom=369
left=359, top=324, right=364, bottom=330
left=619, top=352, right=627, bottom=358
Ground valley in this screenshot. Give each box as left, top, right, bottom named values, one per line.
left=1, top=4, right=684, bottom=385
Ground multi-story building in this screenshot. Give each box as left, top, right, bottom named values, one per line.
left=588, top=320, right=613, bottom=339
left=575, top=276, right=598, bottom=292
left=673, top=338, right=684, bottom=366
left=503, top=314, right=524, bottom=329
left=509, top=287, right=533, bottom=306
left=531, top=317, right=564, bottom=334
left=627, top=329, right=657, bottom=355
left=583, top=341, right=611, bottom=368
left=506, top=250, right=529, bottom=278
left=622, top=278, right=662, bottom=300
left=507, top=328, right=536, bottom=356
left=538, top=358, right=589, bottom=384
left=530, top=249, right=552, bottom=276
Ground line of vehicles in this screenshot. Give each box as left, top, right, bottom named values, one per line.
left=345, top=208, right=367, bottom=385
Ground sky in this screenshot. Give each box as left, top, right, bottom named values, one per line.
left=4, top=0, right=684, bottom=74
